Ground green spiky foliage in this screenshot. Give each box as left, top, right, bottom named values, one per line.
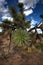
left=18, top=3, right=24, bottom=14
left=2, top=3, right=31, bottom=49
left=9, top=3, right=31, bottom=29
left=24, top=21, right=31, bottom=29
left=12, top=29, right=30, bottom=47
left=2, top=19, right=11, bottom=30
left=9, top=3, right=31, bottom=47
left=9, top=6, right=17, bottom=20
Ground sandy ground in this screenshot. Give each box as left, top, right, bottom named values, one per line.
left=0, top=32, right=43, bottom=65
left=0, top=50, right=43, bottom=65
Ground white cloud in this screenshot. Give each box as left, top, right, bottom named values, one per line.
left=18, top=0, right=24, bottom=3
left=0, top=0, right=8, bottom=13
left=18, top=0, right=39, bottom=9
left=31, top=29, right=42, bottom=34
left=19, top=0, right=39, bottom=16
left=0, top=0, right=13, bottom=22
left=37, top=29, right=42, bottom=34
left=30, top=18, right=42, bottom=34
left=30, top=25, right=35, bottom=28
left=3, top=8, right=8, bottom=13
left=0, top=0, right=10, bottom=20
left=2, top=16, right=13, bottom=21
left=0, top=21, right=2, bottom=24
left=31, top=18, right=37, bottom=26
left=24, top=9, right=33, bottom=16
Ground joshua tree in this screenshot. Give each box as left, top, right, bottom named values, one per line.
left=9, top=3, right=31, bottom=47
left=9, top=3, right=31, bottom=29
left=1, top=3, right=31, bottom=50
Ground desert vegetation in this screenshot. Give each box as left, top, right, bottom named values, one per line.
left=0, top=3, right=43, bottom=65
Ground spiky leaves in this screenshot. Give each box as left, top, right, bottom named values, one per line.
left=13, top=29, right=30, bottom=47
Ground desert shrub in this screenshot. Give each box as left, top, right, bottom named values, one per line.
left=12, top=29, right=30, bottom=47
left=35, top=42, right=43, bottom=51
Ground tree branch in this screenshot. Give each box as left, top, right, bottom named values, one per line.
left=0, top=23, right=11, bottom=28
left=28, top=26, right=43, bottom=32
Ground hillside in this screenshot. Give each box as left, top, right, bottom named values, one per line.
left=0, top=31, right=43, bottom=65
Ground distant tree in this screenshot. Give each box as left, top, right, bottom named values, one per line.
left=9, top=3, right=31, bottom=29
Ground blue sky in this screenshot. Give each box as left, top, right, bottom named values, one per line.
left=0, top=0, right=43, bottom=27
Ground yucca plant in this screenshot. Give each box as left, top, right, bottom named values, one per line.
left=12, top=29, right=30, bottom=47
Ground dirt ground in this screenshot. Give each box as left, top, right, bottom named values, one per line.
left=0, top=50, right=43, bottom=65
left=0, top=32, right=43, bottom=65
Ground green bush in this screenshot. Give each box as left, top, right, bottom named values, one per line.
left=12, top=29, right=30, bottom=47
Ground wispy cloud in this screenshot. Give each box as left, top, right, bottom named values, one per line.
left=2, top=16, right=13, bottom=21
left=19, top=0, right=39, bottom=9
left=0, top=0, right=40, bottom=21
left=19, top=0, right=39, bottom=16
left=0, top=0, right=8, bottom=15
left=37, top=29, right=42, bottom=34
left=0, top=0, right=11, bottom=21
left=24, top=9, right=33, bottom=16
left=31, top=19, right=37, bottom=25
left=30, top=17, right=38, bottom=28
